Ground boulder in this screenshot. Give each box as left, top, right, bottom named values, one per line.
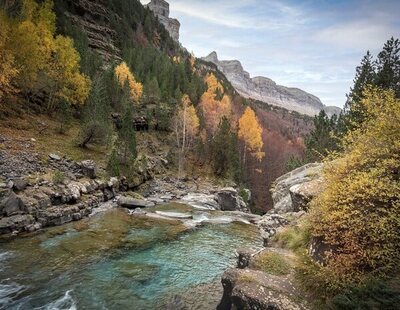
left=217, top=268, right=309, bottom=310
left=12, top=179, right=28, bottom=191
left=0, top=191, right=27, bottom=216
left=237, top=248, right=255, bottom=269
left=80, top=160, right=97, bottom=179
left=216, top=188, right=249, bottom=213
left=118, top=197, right=155, bottom=209
left=271, top=163, right=323, bottom=213
left=103, top=188, right=115, bottom=201
left=257, top=213, right=289, bottom=245
left=289, top=178, right=323, bottom=212
left=49, top=153, right=61, bottom=161
left=67, top=183, right=81, bottom=202
left=0, top=214, right=35, bottom=234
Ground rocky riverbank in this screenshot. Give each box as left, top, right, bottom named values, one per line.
left=0, top=134, right=254, bottom=237
left=217, top=163, right=324, bottom=309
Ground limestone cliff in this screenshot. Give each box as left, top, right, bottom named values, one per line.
left=147, top=0, right=180, bottom=42
left=202, top=52, right=341, bottom=117
left=61, top=0, right=121, bottom=61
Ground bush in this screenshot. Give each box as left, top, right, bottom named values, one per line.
left=250, top=251, right=291, bottom=276
left=307, top=87, right=400, bottom=286
left=52, top=169, right=65, bottom=184
left=272, top=223, right=311, bottom=253
left=330, top=280, right=400, bottom=310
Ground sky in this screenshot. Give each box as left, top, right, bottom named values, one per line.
left=140, top=0, right=400, bottom=108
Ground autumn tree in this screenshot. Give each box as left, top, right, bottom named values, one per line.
left=0, top=11, right=18, bottom=101
left=5, top=0, right=90, bottom=108
left=173, top=94, right=200, bottom=177
left=238, top=106, right=265, bottom=163
left=199, top=73, right=232, bottom=134
left=115, top=62, right=143, bottom=104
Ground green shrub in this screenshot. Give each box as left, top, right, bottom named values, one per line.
left=250, top=251, right=291, bottom=276
left=52, top=169, right=65, bottom=184
left=330, top=279, right=400, bottom=310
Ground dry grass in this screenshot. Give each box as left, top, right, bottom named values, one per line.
left=250, top=251, right=291, bottom=276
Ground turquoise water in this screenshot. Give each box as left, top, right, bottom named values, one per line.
left=0, top=206, right=262, bottom=309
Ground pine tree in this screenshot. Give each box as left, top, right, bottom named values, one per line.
left=116, top=103, right=137, bottom=165
left=375, top=37, right=400, bottom=97
left=341, top=51, right=376, bottom=133
left=304, top=110, right=338, bottom=161
left=212, top=116, right=241, bottom=180
left=79, top=75, right=112, bottom=148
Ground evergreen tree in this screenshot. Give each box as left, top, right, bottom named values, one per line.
left=212, top=116, right=241, bottom=181
left=340, top=51, right=376, bottom=133
left=375, top=37, right=400, bottom=96
left=304, top=110, right=338, bottom=161
left=116, top=103, right=137, bottom=165
left=143, top=77, right=161, bottom=104
left=79, top=76, right=112, bottom=148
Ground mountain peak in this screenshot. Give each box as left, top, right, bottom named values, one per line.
left=203, top=51, right=219, bottom=63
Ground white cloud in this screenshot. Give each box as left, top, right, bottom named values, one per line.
left=313, top=20, right=400, bottom=50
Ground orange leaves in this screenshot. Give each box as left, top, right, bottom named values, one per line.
left=115, top=62, right=143, bottom=104
left=239, top=107, right=265, bottom=161
left=200, top=73, right=232, bottom=134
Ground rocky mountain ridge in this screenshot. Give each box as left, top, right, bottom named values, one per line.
left=202, top=51, right=341, bottom=117
left=147, top=0, right=180, bottom=42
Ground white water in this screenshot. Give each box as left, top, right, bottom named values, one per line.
left=39, top=290, right=77, bottom=310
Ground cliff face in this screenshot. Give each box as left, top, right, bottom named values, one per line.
left=62, top=0, right=121, bottom=61
left=203, top=52, right=341, bottom=117
left=147, top=0, right=180, bottom=42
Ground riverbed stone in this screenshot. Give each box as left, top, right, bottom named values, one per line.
left=118, top=197, right=155, bottom=209
left=216, top=188, right=249, bottom=213
left=237, top=248, right=255, bottom=269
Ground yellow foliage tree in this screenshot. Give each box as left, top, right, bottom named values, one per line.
left=0, top=11, right=18, bottom=101
left=308, top=86, right=400, bottom=287
left=174, top=94, right=200, bottom=176
left=114, top=62, right=143, bottom=104
left=238, top=106, right=265, bottom=161
left=1, top=0, right=90, bottom=107
left=199, top=73, right=232, bottom=134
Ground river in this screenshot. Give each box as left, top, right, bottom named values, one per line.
left=0, top=203, right=262, bottom=309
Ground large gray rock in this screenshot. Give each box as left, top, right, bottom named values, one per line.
left=216, top=188, right=249, bottom=213
left=217, top=268, right=309, bottom=310
left=257, top=213, right=290, bottom=245
left=12, top=179, right=28, bottom=191
left=0, top=214, right=35, bottom=234
left=0, top=191, right=27, bottom=216
left=202, top=52, right=341, bottom=117
left=289, top=178, right=323, bottom=212
left=271, top=163, right=323, bottom=213
left=80, top=160, right=97, bottom=179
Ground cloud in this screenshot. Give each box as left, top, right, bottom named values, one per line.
left=313, top=20, right=400, bottom=50
left=168, top=0, right=308, bottom=30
